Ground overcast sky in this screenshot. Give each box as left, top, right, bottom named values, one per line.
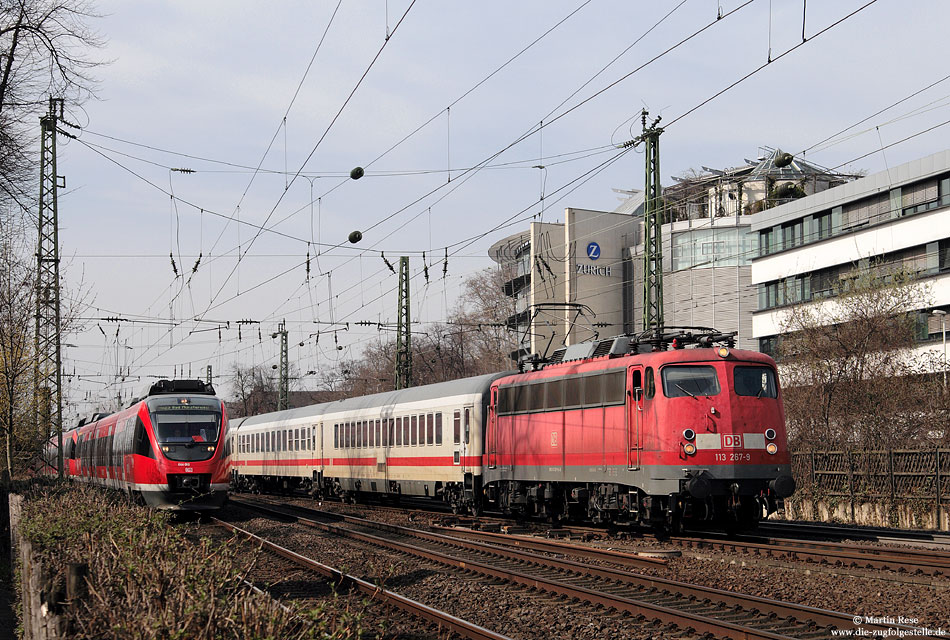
left=53, top=0, right=950, bottom=417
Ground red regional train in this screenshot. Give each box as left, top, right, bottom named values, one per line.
left=230, top=330, right=795, bottom=531
left=43, top=379, right=230, bottom=511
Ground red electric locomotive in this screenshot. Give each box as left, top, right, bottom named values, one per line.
left=482, top=330, right=795, bottom=531
left=47, top=379, right=230, bottom=510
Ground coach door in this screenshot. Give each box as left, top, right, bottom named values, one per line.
left=461, top=406, right=474, bottom=473
left=628, top=366, right=643, bottom=470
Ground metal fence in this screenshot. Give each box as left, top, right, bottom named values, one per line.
left=791, top=449, right=950, bottom=520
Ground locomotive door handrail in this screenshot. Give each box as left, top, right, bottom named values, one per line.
left=628, top=366, right=643, bottom=470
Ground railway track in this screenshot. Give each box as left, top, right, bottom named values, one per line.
left=759, top=520, right=950, bottom=549
left=210, top=514, right=512, bottom=640
left=234, top=497, right=908, bottom=640
left=669, top=531, right=950, bottom=577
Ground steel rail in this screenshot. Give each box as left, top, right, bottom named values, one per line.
left=672, top=534, right=950, bottom=576
left=212, top=516, right=512, bottom=640
left=431, top=523, right=668, bottom=568
left=235, top=498, right=906, bottom=639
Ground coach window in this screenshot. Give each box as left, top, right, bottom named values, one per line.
left=645, top=368, right=655, bottom=399
left=356, top=421, right=362, bottom=448
left=435, top=413, right=443, bottom=445
left=334, top=424, right=339, bottom=448
left=362, top=421, right=369, bottom=447
left=464, top=407, right=471, bottom=444
left=410, top=415, right=418, bottom=446
left=403, top=416, right=410, bottom=446
left=453, top=410, right=461, bottom=444
left=425, top=414, right=433, bottom=445
left=374, top=420, right=380, bottom=447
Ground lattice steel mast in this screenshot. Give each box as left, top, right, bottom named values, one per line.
left=275, top=320, right=288, bottom=410
left=640, top=109, right=664, bottom=334
left=35, top=97, right=64, bottom=478
left=395, top=256, right=413, bottom=390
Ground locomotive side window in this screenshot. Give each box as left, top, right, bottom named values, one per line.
left=734, top=366, right=777, bottom=398
left=563, top=377, right=582, bottom=408
left=545, top=380, right=563, bottom=409
left=513, top=385, right=530, bottom=413
left=645, top=368, right=655, bottom=398
left=662, top=365, right=721, bottom=398
left=583, top=375, right=603, bottom=405
left=528, top=383, right=545, bottom=412
left=497, top=387, right=510, bottom=414
left=604, top=370, right=625, bottom=404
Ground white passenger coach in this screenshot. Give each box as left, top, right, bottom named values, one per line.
left=229, top=373, right=506, bottom=512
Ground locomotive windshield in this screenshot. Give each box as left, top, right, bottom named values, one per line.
left=733, top=366, right=777, bottom=398
left=152, top=412, right=220, bottom=443
left=146, top=397, right=222, bottom=443
left=662, top=365, right=720, bottom=398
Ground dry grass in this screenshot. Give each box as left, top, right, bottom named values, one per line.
left=19, top=483, right=380, bottom=639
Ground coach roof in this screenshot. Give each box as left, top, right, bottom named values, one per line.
left=237, top=372, right=511, bottom=428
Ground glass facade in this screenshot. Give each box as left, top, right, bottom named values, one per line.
left=671, top=227, right=756, bottom=271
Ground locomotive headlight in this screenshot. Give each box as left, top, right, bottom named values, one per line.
left=161, top=445, right=170, bottom=453
left=766, top=442, right=778, bottom=455
left=207, top=446, right=215, bottom=452
left=683, top=443, right=697, bottom=456
left=717, top=346, right=730, bottom=358
left=683, top=429, right=696, bottom=441
left=765, top=428, right=777, bottom=440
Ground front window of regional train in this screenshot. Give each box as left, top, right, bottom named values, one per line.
left=146, top=397, right=222, bottom=462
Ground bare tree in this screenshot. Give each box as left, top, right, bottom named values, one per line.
left=0, top=234, right=35, bottom=481
left=315, top=268, right=519, bottom=401
left=0, top=0, right=104, bottom=210
left=778, top=264, right=946, bottom=450
left=226, top=363, right=279, bottom=418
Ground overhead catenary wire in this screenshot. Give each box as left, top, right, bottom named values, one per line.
left=67, top=0, right=928, bottom=400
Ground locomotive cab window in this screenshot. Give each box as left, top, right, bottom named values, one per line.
left=734, top=366, right=777, bottom=398
left=661, top=365, right=721, bottom=398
